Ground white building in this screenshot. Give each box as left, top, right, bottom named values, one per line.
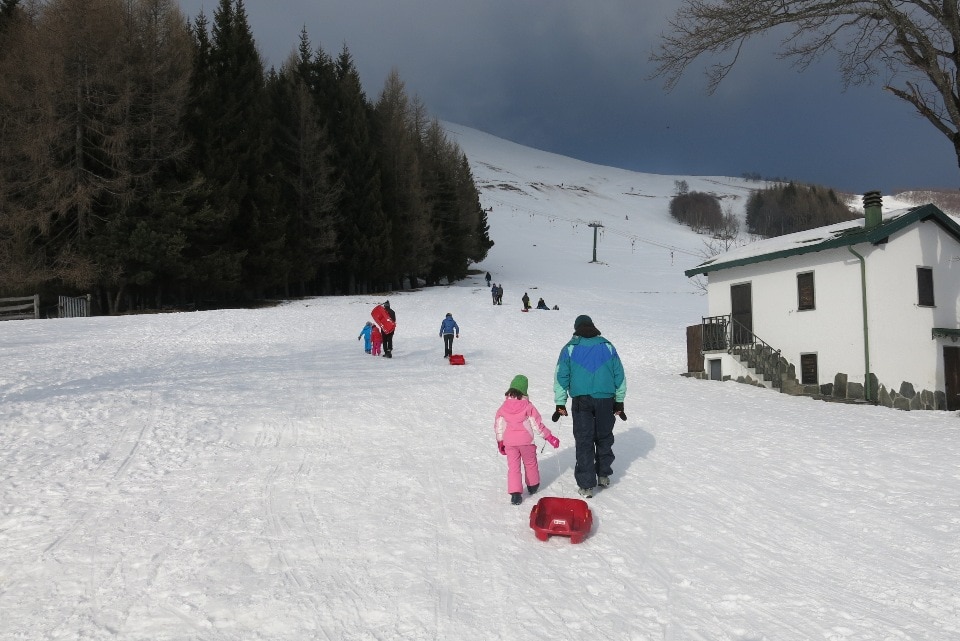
left=685, top=195, right=960, bottom=411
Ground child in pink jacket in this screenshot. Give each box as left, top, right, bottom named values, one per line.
left=494, top=374, right=560, bottom=505
left=371, top=324, right=383, bottom=356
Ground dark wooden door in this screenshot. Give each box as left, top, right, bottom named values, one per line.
left=730, top=283, right=753, bottom=345
left=686, top=324, right=704, bottom=373
left=944, top=346, right=960, bottom=410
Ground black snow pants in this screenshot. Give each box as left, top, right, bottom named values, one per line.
left=382, top=331, right=394, bottom=356
left=443, top=334, right=454, bottom=357
left=571, top=395, right=616, bottom=490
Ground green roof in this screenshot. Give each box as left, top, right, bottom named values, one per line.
left=684, top=204, right=960, bottom=277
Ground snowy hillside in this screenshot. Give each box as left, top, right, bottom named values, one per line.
left=2, top=124, right=958, bottom=640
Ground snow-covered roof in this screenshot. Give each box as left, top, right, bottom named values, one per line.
left=684, top=203, right=960, bottom=277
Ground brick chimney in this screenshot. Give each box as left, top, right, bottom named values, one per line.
left=863, top=191, right=882, bottom=229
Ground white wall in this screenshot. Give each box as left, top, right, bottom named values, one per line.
left=707, top=249, right=863, bottom=388
left=866, top=220, right=960, bottom=392
left=704, top=220, right=960, bottom=394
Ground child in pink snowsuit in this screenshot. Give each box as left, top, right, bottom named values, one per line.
left=494, top=374, right=560, bottom=505
left=371, top=324, right=383, bottom=356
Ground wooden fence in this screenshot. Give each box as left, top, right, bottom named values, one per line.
left=58, top=294, right=91, bottom=318
left=0, top=295, right=40, bottom=320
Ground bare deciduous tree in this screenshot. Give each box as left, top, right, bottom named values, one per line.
left=0, top=0, right=192, bottom=299
left=651, top=0, right=960, bottom=175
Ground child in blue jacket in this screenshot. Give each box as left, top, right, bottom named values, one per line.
left=358, top=322, right=373, bottom=354
left=439, top=313, right=460, bottom=358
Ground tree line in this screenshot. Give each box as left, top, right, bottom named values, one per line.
left=0, top=0, right=492, bottom=313
left=669, top=180, right=855, bottom=241
left=669, top=182, right=739, bottom=238
left=745, top=183, right=855, bottom=237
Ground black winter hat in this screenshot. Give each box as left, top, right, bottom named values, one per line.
left=574, top=314, right=593, bottom=330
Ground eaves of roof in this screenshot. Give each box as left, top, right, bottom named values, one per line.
left=684, top=204, right=960, bottom=277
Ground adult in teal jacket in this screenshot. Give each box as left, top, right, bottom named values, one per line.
left=553, top=314, right=626, bottom=497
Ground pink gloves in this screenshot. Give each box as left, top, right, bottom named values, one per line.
left=546, top=435, right=560, bottom=449
left=497, top=441, right=506, bottom=455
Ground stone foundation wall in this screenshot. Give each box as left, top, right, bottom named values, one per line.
left=801, top=372, right=945, bottom=410
left=685, top=368, right=948, bottom=411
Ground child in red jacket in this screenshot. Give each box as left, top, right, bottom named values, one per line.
left=493, top=374, right=559, bottom=505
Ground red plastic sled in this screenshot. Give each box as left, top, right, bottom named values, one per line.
left=529, top=497, right=593, bottom=544
left=449, top=354, right=465, bottom=365
left=371, top=304, right=396, bottom=333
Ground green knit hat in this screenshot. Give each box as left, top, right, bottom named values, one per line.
left=508, top=374, right=529, bottom=396
left=574, top=314, right=593, bottom=330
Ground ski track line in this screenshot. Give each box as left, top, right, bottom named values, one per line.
left=261, top=419, right=304, bottom=591
left=259, top=358, right=334, bottom=637
left=139, top=498, right=245, bottom=640
left=648, top=444, right=952, bottom=639
left=426, top=458, right=455, bottom=639
left=288, top=369, right=336, bottom=641
left=37, top=384, right=146, bottom=556
left=38, top=316, right=211, bottom=635
left=42, top=379, right=166, bottom=558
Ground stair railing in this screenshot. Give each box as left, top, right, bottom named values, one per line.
left=701, top=315, right=784, bottom=388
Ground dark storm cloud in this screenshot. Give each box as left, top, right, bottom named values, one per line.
left=177, top=1, right=959, bottom=192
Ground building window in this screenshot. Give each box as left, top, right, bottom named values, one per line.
left=797, top=272, right=815, bottom=311
left=800, top=353, right=818, bottom=385
left=917, top=267, right=934, bottom=307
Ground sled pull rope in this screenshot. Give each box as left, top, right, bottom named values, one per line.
left=542, top=416, right=564, bottom=494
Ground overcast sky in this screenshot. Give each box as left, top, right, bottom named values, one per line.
left=178, top=0, right=960, bottom=194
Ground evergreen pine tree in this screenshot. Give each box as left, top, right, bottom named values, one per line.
left=375, top=70, right=431, bottom=290
left=453, top=152, right=493, bottom=265
left=331, top=45, right=388, bottom=294
left=421, top=120, right=465, bottom=284
left=268, top=31, right=340, bottom=296
left=196, top=0, right=285, bottom=299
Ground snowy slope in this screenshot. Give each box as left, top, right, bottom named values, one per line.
left=2, top=125, right=958, bottom=641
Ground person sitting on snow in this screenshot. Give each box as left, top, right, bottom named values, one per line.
left=536, top=297, right=549, bottom=310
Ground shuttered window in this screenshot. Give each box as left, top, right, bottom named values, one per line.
left=797, top=272, right=815, bottom=311
left=800, top=353, right=818, bottom=385
left=917, top=267, right=934, bottom=307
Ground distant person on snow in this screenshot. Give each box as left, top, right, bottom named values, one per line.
left=521, top=292, right=531, bottom=311
left=536, top=297, right=549, bottom=310
left=485, top=271, right=492, bottom=287
left=381, top=300, right=396, bottom=358
left=358, top=322, right=373, bottom=354
left=439, top=312, right=460, bottom=358
left=371, top=324, right=383, bottom=357
left=553, top=314, right=626, bottom=499
left=494, top=375, right=560, bottom=505
left=496, top=284, right=504, bottom=305
left=491, top=283, right=498, bottom=305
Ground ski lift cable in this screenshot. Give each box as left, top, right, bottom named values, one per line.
left=483, top=195, right=700, bottom=257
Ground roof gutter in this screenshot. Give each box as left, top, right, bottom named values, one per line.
left=848, top=244, right=872, bottom=402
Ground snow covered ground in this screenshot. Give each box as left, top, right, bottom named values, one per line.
left=2, top=124, right=959, bottom=640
